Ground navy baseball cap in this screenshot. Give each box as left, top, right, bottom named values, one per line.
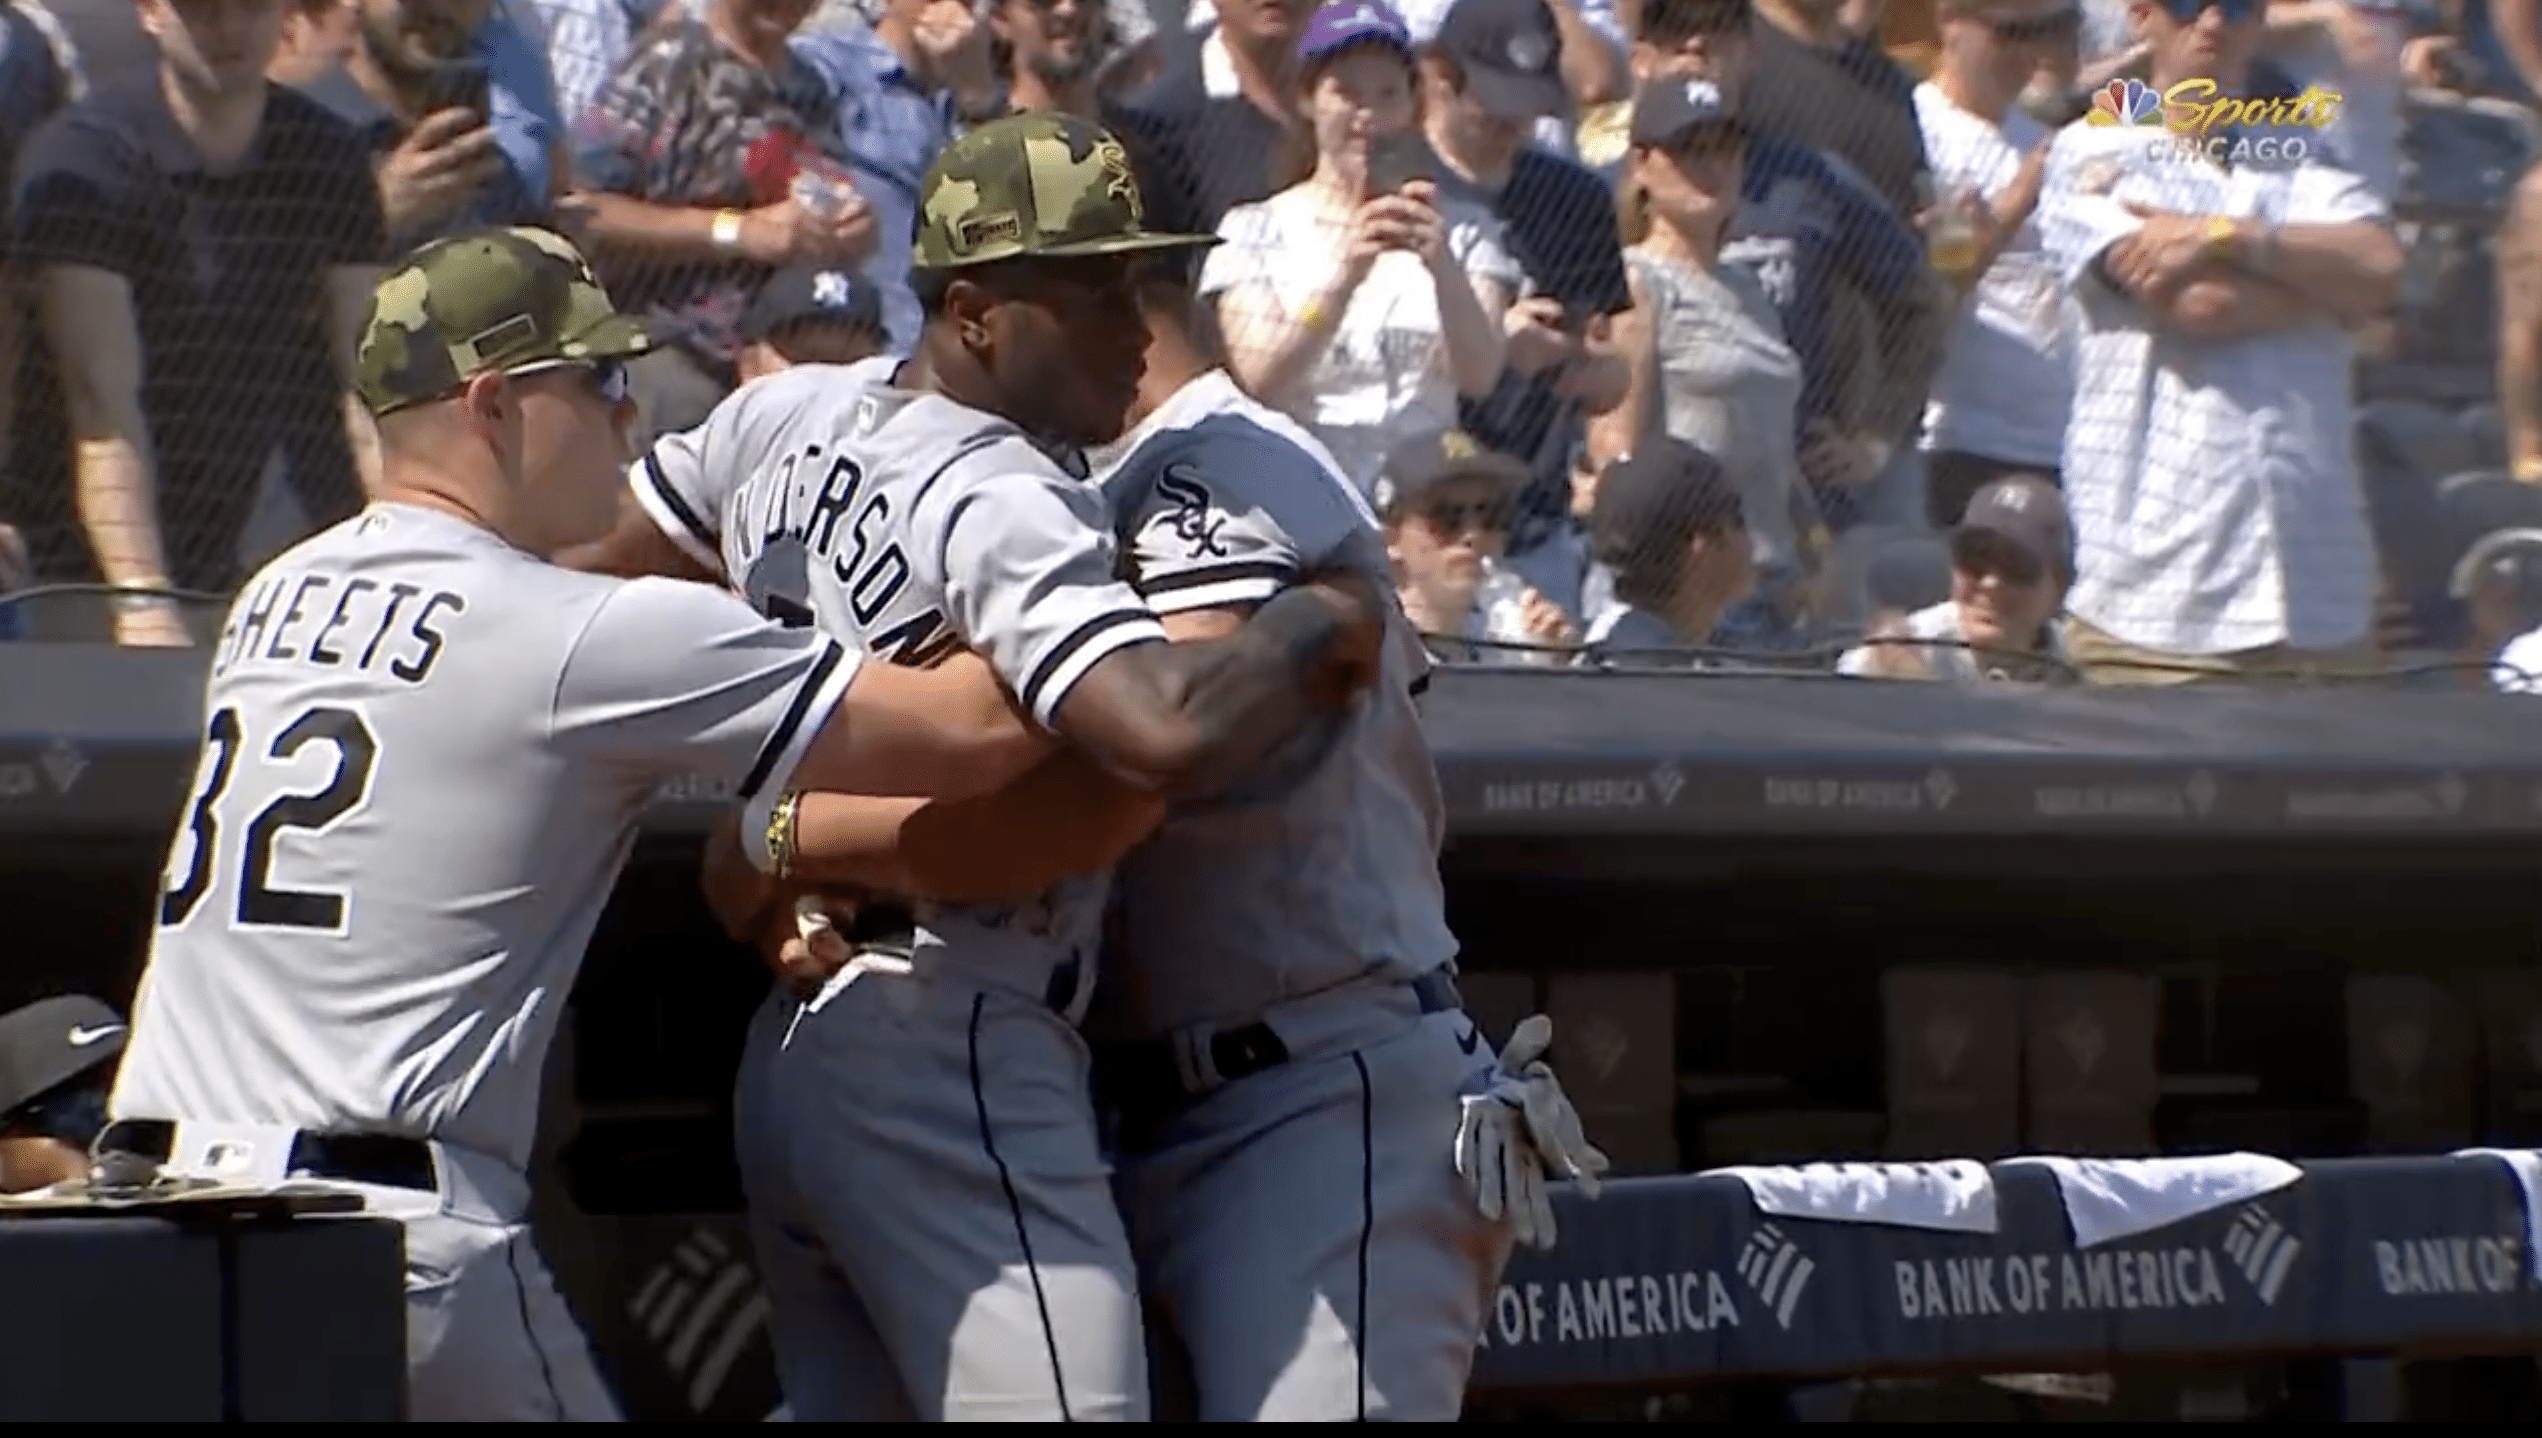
left=1954, top=474, right=2073, bottom=581
left=1298, top=0, right=1415, bottom=68
left=1629, top=76, right=1745, bottom=148
left=1433, top=0, right=1568, bottom=123
left=0, top=995, right=126, bottom=1123
left=1589, top=437, right=1744, bottom=573
left=739, top=264, right=886, bottom=345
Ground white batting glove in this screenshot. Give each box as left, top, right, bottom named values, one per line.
left=1454, top=1015, right=1613, bottom=1250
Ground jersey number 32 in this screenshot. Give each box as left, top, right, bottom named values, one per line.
left=159, top=705, right=379, bottom=932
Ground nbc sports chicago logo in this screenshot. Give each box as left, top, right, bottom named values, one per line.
left=2086, top=76, right=2341, bottom=165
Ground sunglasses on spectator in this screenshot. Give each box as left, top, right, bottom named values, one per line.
left=2153, top=0, right=2260, bottom=24
left=1420, top=497, right=1513, bottom=537
left=1954, top=532, right=2047, bottom=588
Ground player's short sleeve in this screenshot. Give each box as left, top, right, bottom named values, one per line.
left=1114, top=426, right=1368, bottom=615
left=932, top=461, right=1168, bottom=728
left=630, top=423, right=726, bottom=574
left=549, top=576, right=860, bottom=803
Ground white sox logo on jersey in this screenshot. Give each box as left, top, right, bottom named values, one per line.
left=1156, top=463, right=1228, bottom=560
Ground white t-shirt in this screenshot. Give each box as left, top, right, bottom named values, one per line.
left=1913, top=82, right=2074, bottom=470
left=1836, top=599, right=2068, bottom=682
left=1200, top=185, right=1522, bottom=498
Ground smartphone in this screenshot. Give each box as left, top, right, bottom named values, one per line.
left=423, top=62, right=491, bottom=119
left=1366, top=131, right=1433, bottom=194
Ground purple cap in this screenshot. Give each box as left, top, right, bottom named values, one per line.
left=1298, top=1, right=1416, bottom=68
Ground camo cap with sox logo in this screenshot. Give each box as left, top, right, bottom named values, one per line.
left=356, top=226, right=657, bottom=417
left=911, top=111, right=1219, bottom=272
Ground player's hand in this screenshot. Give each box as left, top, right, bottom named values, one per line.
left=1456, top=1014, right=1612, bottom=1250
left=700, top=809, right=787, bottom=943
left=772, top=896, right=856, bottom=1001
left=376, top=106, right=505, bottom=238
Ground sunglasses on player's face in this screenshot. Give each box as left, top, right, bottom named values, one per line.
left=2152, top=0, right=2261, bottom=26
left=508, top=357, right=632, bottom=407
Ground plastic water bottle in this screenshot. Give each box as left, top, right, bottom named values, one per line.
left=790, top=162, right=858, bottom=222
left=1475, top=556, right=1552, bottom=665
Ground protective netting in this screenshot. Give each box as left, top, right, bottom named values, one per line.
left=0, top=0, right=2532, bottom=688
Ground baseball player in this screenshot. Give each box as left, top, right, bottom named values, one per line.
left=1085, top=262, right=1610, bottom=1421
left=588, top=112, right=1395, bottom=1421
left=95, top=227, right=1066, bottom=1423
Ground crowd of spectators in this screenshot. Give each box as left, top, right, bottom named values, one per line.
left=3, top=0, right=2542, bottom=691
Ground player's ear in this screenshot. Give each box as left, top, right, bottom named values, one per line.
left=456, top=369, right=518, bottom=448
left=941, top=277, right=999, bottom=354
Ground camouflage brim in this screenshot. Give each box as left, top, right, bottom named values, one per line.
left=912, top=111, right=1220, bottom=273
left=357, top=226, right=656, bottom=416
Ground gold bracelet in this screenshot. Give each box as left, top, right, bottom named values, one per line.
left=763, top=791, right=803, bottom=880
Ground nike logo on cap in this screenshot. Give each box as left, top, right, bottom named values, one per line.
left=67, top=1024, right=123, bottom=1047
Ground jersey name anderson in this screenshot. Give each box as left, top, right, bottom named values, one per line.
left=638, top=362, right=1169, bottom=951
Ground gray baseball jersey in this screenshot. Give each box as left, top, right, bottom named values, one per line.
left=111, top=503, right=860, bottom=1172
left=633, top=360, right=1170, bottom=970
left=1093, top=369, right=1458, bottom=1038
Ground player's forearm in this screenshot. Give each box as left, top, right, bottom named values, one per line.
left=72, top=435, right=175, bottom=590
left=791, top=751, right=1166, bottom=905
left=1068, top=575, right=1381, bottom=796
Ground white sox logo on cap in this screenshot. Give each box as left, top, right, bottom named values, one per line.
left=1506, top=31, right=1551, bottom=69
left=812, top=271, right=852, bottom=308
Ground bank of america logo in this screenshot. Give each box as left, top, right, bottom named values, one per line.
left=2221, top=1204, right=2301, bottom=1305
left=2087, top=78, right=2163, bottom=127
left=1737, top=1223, right=1817, bottom=1330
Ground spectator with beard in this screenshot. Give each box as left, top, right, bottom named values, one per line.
left=1110, top=0, right=1316, bottom=237
left=293, top=0, right=568, bottom=252
left=1418, top=0, right=1631, bottom=619
left=991, top=0, right=1113, bottom=117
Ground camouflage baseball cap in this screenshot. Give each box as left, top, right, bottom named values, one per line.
left=912, top=111, right=1218, bottom=272
left=355, top=226, right=655, bottom=416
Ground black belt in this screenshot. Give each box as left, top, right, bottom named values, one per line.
left=1095, top=968, right=1464, bottom=1104
left=840, top=903, right=1081, bottom=1015
left=97, top=1120, right=439, bottom=1193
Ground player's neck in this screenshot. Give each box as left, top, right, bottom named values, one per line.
left=374, top=469, right=532, bottom=553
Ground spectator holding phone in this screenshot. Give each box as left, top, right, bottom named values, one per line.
left=1207, top=0, right=1516, bottom=497
left=293, top=0, right=567, bottom=251
left=566, top=0, right=878, bottom=443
